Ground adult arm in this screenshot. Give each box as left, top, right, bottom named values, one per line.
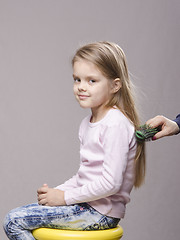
left=173, top=114, right=180, bottom=133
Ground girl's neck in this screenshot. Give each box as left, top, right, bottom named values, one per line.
left=90, top=106, right=112, bottom=123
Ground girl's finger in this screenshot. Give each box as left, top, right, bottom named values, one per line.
left=37, top=193, right=46, bottom=201
left=38, top=198, right=47, bottom=206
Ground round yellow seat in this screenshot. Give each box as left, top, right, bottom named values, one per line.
left=32, top=225, right=123, bottom=240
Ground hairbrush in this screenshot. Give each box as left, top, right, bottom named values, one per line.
left=135, top=124, right=161, bottom=142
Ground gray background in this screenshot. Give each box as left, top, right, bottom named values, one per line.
left=0, top=0, right=179, bottom=239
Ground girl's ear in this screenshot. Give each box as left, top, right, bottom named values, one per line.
left=111, top=78, right=122, bottom=93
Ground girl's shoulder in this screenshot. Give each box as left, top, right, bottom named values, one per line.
left=80, top=115, right=91, bottom=126
left=101, top=109, right=136, bottom=144
left=79, top=115, right=91, bottom=133
left=103, top=108, right=133, bottom=129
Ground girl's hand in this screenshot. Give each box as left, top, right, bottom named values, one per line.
left=37, top=184, right=66, bottom=206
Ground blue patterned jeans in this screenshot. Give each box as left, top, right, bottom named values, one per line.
left=3, top=203, right=120, bottom=239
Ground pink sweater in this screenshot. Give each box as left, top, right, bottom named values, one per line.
left=56, top=108, right=136, bottom=218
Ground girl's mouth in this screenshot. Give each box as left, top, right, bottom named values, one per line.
left=78, top=95, right=89, bottom=100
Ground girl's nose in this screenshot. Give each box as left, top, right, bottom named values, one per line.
left=78, top=82, right=87, bottom=91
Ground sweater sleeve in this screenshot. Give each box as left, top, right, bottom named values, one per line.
left=64, top=123, right=135, bottom=205
left=174, top=114, right=180, bottom=134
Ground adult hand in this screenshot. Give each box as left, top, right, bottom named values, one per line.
left=37, top=184, right=66, bottom=206
left=146, top=115, right=179, bottom=140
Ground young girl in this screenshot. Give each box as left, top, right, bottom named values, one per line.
left=4, top=41, right=145, bottom=239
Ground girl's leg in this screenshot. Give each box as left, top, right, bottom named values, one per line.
left=3, top=203, right=120, bottom=240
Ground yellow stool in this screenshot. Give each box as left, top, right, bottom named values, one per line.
left=32, top=225, right=123, bottom=240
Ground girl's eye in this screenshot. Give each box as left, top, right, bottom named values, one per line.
left=74, top=78, right=81, bottom=83
left=89, top=79, right=96, bottom=84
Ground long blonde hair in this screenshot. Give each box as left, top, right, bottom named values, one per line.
left=72, top=41, right=146, bottom=187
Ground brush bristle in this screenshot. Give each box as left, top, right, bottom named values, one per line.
left=135, top=124, right=160, bottom=142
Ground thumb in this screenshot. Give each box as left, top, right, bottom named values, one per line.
left=37, top=183, right=49, bottom=194
left=43, top=183, right=49, bottom=188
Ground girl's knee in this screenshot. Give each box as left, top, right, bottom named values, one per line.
left=3, top=209, right=20, bottom=234
left=3, top=211, right=13, bottom=234
left=3, top=208, right=35, bottom=239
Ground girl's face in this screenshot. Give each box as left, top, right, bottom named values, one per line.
left=73, top=59, right=114, bottom=119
